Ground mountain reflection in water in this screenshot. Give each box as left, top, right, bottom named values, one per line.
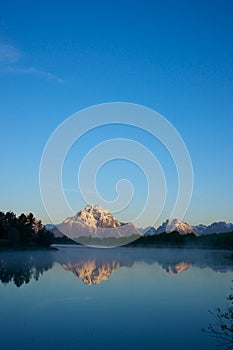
left=167, top=261, right=192, bottom=274
left=62, top=261, right=121, bottom=285
left=0, top=247, right=233, bottom=287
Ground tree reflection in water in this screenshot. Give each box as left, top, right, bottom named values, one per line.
left=1, top=248, right=233, bottom=288
left=0, top=251, right=54, bottom=287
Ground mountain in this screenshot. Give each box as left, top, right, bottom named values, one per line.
left=55, top=204, right=141, bottom=241
left=45, top=224, right=64, bottom=238
left=193, top=224, right=207, bottom=235
left=143, top=218, right=197, bottom=236
left=45, top=224, right=56, bottom=231
left=155, top=218, right=197, bottom=235
left=47, top=206, right=233, bottom=241
left=143, top=220, right=233, bottom=236
left=138, top=226, right=154, bottom=235
left=144, top=227, right=157, bottom=236
left=63, top=204, right=122, bottom=228
left=200, top=221, right=233, bottom=235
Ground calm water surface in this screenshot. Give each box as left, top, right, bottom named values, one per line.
left=1, top=247, right=233, bottom=350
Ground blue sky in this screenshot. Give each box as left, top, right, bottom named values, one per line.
left=0, top=0, right=232, bottom=226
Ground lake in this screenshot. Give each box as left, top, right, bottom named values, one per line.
left=0, top=247, right=233, bottom=350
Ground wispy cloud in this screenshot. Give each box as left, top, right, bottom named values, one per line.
left=0, top=42, right=63, bottom=83
left=0, top=43, right=21, bottom=63
left=0, top=65, right=64, bottom=83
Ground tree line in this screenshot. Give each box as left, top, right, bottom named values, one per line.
left=0, top=211, right=54, bottom=248
left=129, top=231, right=233, bottom=249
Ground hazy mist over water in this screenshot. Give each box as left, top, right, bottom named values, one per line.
left=0, top=247, right=233, bottom=349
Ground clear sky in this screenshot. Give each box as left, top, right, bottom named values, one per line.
left=0, top=0, right=232, bottom=227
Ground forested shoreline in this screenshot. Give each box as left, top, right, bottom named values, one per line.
left=1, top=210, right=233, bottom=250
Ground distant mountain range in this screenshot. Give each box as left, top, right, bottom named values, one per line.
left=193, top=222, right=233, bottom=235
left=144, top=220, right=233, bottom=236
left=144, top=219, right=233, bottom=236
left=46, top=204, right=233, bottom=239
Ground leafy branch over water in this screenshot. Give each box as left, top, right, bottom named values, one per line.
left=204, top=285, right=233, bottom=349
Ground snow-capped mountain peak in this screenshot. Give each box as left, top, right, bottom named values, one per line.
left=166, top=218, right=195, bottom=234
left=155, top=218, right=197, bottom=235
left=64, top=204, right=122, bottom=228
left=56, top=204, right=141, bottom=241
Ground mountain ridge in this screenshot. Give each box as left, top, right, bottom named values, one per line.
left=46, top=204, right=233, bottom=238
